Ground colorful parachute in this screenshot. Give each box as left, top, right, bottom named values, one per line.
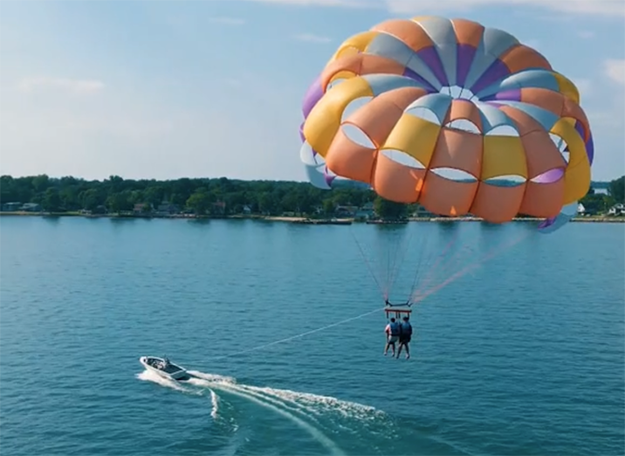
left=299, top=16, right=594, bottom=229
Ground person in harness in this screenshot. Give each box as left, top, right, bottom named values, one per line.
left=396, top=316, right=413, bottom=359
left=384, top=317, right=401, bottom=356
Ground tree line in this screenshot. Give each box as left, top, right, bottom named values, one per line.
left=0, top=174, right=382, bottom=216
left=0, top=174, right=623, bottom=218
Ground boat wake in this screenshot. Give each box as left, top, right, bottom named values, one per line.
left=136, top=368, right=393, bottom=456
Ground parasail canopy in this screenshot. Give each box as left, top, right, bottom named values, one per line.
left=299, top=16, right=594, bottom=228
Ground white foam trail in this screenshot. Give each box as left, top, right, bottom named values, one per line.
left=188, top=370, right=384, bottom=425
left=189, top=370, right=391, bottom=444
left=239, top=385, right=383, bottom=421
left=187, top=373, right=328, bottom=430
left=211, top=381, right=344, bottom=456
left=187, top=371, right=237, bottom=385
left=139, top=368, right=384, bottom=455
left=186, top=372, right=345, bottom=454
left=210, top=390, right=220, bottom=419
left=225, top=382, right=324, bottom=425
left=136, top=370, right=197, bottom=394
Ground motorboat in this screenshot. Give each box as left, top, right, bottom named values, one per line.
left=139, top=356, right=191, bottom=381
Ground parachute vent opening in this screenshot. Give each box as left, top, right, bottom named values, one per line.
left=531, top=168, right=564, bottom=184
left=483, top=175, right=527, bottom=187
left=340, top=123, right=376, bottom=149
left=549, top=133, right=570, bottom=164
left=381, top=149, right=426, bottom=169
left=444, top=119, right=481, bottom=134
left=430, top=167, right=478, bottom=183
left=485, top=125, right=520, bottom=137
left=440, top=85, right=477, bottom=101
left=405, top=106, right=441, bottom=125
left=341, top=96, right=374, bottom=124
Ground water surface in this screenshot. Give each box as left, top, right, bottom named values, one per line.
left=1, top=217, right=623, bottom=456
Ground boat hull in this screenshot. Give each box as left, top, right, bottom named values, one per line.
left=139, top=356, right=190, bottom=381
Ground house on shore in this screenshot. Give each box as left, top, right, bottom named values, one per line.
left=1, top=202, right=22, bottom=211
left=608, top=203, right=625, bottom=216
left=156, top=202, right=179, bottom=216
left=21, top=203, right=42, bottom=212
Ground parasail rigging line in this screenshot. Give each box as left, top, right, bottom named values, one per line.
left=202, top=231, right=529, bottom=364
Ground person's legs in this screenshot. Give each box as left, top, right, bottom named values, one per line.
left=399, top=336, right=411, bottom=359
left=385, top=336, right=397, bottom=356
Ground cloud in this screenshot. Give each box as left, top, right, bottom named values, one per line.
left=208, top=16, right=246, bottom=25
left=578, top=30, right=595, bottom=39
left=17, top=77, right=105, bottom=94
left=246, top=0, right=372, bottom=6
left=246, top=0, right=625, bottom=16
left=604, top=59, right=625, bottom=86
left=294, top=33, right=332, bottom=43
left=384, top=0, right=625, bottom=16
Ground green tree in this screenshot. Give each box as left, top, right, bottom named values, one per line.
left=59, top=187, right=80, bottom=210
left=373, top=196, right=408, bottom=219
left=105, top=192, right=132, bottom=214
left=296, top=190, right=315, bottom=215
left=144, top=186, right=165, bottom=207
left=186, top=191, right=211, bottom=215
left=32, top=174, right=50, bottom=193
left=322, top=199, right=335, bottom=215
left=80, top=189, right=105, bottom=212
left=42, top=188, right=62, bottom=212
left=580, top=193, right=614, bottom=214
left=608, top=176, right=624, bottom=203
left=331, top=190, right=351, bottom=206
left=258, top=192, right=278, bottom=215
left=1, top=173, right=619, bottom=220
left=280, top=192, right=300, bottom=213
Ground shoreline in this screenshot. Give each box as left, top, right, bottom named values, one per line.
left=0, top=212, right=623, bottom=223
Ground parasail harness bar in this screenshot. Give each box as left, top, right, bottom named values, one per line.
left=384, top=299, right=413, bottom=320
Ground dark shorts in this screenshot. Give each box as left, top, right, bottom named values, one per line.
left=399, top=336, right=411, bottom=344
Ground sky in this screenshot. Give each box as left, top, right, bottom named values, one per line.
left=0, top=0, right=624, bottom=182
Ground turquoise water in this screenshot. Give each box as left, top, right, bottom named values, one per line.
left=1, top=216, right=623, bottom=456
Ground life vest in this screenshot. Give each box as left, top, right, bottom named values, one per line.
left=389, top=322, right=400, bottom=336
left=401, top=323, right=412, bottom=336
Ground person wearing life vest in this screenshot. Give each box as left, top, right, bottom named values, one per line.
left=384, top=317, right=401, bottom=356
left=396, top=316, right=413, bottom=359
